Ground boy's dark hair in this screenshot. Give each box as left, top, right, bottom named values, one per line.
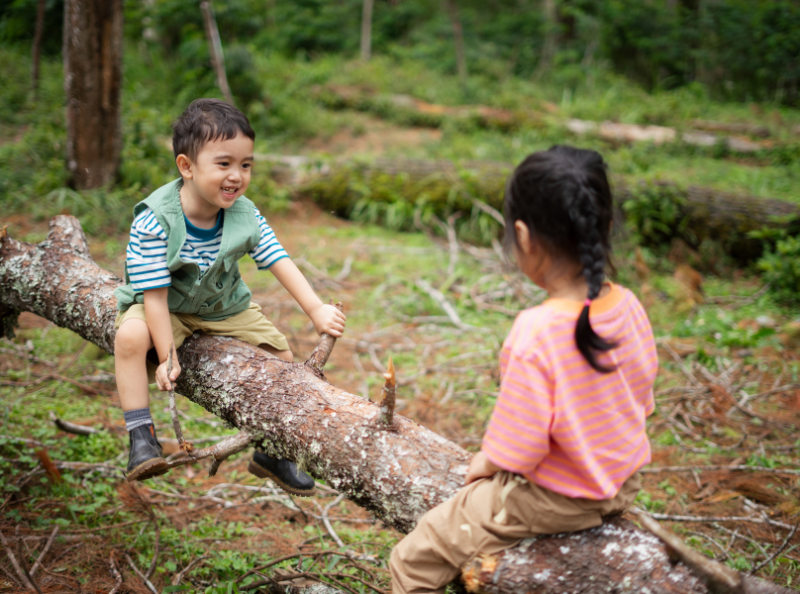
left=172, top=98, right=255, bottom=162
left=503, top=145, right=617, bottom=373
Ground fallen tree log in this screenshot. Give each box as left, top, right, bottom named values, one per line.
left=296, top=157, right=800, bottom=260
left=0, top=217, right=792, bottom=593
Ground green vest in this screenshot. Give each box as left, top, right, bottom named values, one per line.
left=114, top=179, right=260, bottom=321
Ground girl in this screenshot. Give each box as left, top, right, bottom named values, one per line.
left=390, top=146, right=658, bottom=593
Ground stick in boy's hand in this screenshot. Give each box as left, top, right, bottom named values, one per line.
left=166, top=343, right=190, bottom=451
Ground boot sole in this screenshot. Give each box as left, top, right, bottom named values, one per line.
left=127, top=457, right=169, bottom=482
left=247, top=460, right=316, bottom=497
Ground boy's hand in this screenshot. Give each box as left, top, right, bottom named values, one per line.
left=465, top=451, right=501, bottom=485
left=155, top=358, right=181, bottom=392
left=310, top=303, right=347, bottom=337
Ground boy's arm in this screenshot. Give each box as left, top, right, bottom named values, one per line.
left=143, top=287, right=180, bottom=390
left=269, top=258, right=346, bottom=337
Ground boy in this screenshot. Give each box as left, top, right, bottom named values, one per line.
left=114, top=98, right=346, bottom=495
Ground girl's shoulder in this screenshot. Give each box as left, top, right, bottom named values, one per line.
left=503, top=302, right=564, bottom=359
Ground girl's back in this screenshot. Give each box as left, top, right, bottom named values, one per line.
left=483, top=282, right=657, bottom=500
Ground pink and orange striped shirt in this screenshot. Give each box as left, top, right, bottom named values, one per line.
left=482, top=283, right=657, bottom=500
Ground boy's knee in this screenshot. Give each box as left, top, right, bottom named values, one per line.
left=114, top=319, right=152, bottom=359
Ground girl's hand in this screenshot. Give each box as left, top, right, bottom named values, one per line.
left=465, top=451, right=501, bottom=485
left=155, top=358, right=181, bottom=391
left=310, top=303, right=347, bottom=337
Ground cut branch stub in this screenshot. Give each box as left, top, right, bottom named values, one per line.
left=377, top=357, right=398, bottom=431
left=305, top=302, right=344, bottom=378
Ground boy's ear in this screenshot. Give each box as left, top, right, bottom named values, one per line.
left=176, top=154, right=193, bottom=179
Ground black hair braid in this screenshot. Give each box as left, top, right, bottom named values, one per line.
left=503, top=145, right=618, bottom=373
left=570, top=183, right=617, bottom=373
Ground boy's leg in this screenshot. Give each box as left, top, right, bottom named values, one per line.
left=114, top=306, right=193, bottom=481
left=114, top=315, right=168, bottom=481
left=193, top=304, right=314, bottom=494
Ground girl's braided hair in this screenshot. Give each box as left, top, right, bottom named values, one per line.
left=503, top=145, right=617, bottom=373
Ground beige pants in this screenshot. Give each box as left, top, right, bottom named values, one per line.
left=115, top=302, right=289, bottom=383
left=390, top=471, right=640, bottom=594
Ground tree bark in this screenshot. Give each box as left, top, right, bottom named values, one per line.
left=63, top=0, right=123, bottom=189
left=200, top=1, right=235, bottom=106
left=444, top=0, right=467, bottom=86
left=0, top=216, right=793, bottom=594
left=360, top=0, right=374, bottom=61
left=31, top=0, right=46, bottom=97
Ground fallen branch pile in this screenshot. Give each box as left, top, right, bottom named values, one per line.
left=0, top=216, right=794, bottom=593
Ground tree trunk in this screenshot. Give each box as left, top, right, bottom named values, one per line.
left=534, top=0, right=557, bottom=80
left=31, top=0, right=46, bottom=97
left=63, top=0, right=123, bottom=190
left=0, top=216, right=793, bottom=594
left=360, top=0, right=374, bottom=61
left=444, top=0, right=467, bottom=86
left=200, top=1, right=235, bottom=106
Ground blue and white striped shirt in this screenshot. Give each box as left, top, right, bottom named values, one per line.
left=126, top=207, right=289, bottom=292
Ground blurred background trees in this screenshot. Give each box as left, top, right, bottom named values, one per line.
left=1, top=0, right=798, bottom=109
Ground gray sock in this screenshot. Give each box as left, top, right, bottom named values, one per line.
left=123, top=408, right=153, bottom=432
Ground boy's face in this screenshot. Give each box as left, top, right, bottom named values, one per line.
left=177, top=132, right=254, bottom=210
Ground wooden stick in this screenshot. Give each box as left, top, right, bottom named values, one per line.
left=49, top=410, right=100, bottom=436
left=306, top=302, right=344, bottom=377
left=377, top=358, right=397, bottom=430
left=29, top=525, right=59, bottom=576
left=167, top=342, right=189, bottom=452
left=0, top=528, right=37, bottom=592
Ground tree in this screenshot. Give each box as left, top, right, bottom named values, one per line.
left=360, top=0, right=375, bottom=61
left=0, top=216, right=794, bottom=594
left=444, top=0, right=467, bottom=86
left=63, top=0, right=123, bottom=189
left=31, top=0, right=46, bottom=97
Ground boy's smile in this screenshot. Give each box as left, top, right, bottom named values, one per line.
left=176, top=132, right=255, bottom=225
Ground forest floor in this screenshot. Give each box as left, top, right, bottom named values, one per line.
left=2, top=196, right=800, bottom=593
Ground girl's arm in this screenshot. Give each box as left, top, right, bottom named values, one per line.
left=269, top=258, right=347, bottom=337
left=465, top=451, right=502, bottom=485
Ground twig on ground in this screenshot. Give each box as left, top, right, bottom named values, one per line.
left=751, top=522, right=799, bottom=574
left=108, top=552, right=123, bottom=594
left=639, top=464, right=800, bottom=476
left=171, top=554, right=209, bottom=586
left=145, top=520, right=160, bottom=580
left=124, top=551, right=158, bottom=594
left=415, top=278, right=471, bottom=330
left=649, top=513, right=795, bottom=531
left=334, top=256, right=354, bottom=282
left=322, top=493, right=347, bottom=548
left=15, top=525, right=42, bottom=594
left=49, top=410, right=100, bottom=435
left=29, top=525, right=58, bottom=576
left=0, top=528, right=37, bottom=591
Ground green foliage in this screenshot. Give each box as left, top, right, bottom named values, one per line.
left=756, top=233, right=800, bottom=305
left=621, top=182, right=688, bottom=246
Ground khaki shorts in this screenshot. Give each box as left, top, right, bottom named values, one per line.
left=390, top=471, right=641, bottom=594
left=115, top=302, right=289, bottom=383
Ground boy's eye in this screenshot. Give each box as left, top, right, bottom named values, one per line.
left=219, top=161, right=229, bottom=167
left=243, top=163, right=251, bottom=169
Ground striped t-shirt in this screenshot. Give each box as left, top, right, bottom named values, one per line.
left=482, top=283, right=658, bottom=500
left=126, top=206, right=289, bottom=292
